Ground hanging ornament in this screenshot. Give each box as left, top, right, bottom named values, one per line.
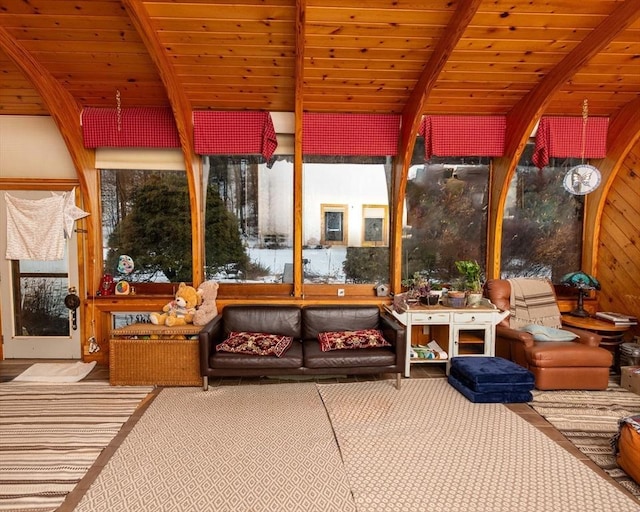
left=116, top=89, right=122, bottom=132
left=563, top=99, right=601, bottom=195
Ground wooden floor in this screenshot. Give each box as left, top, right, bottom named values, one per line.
left=0, top=359, right=636, bottom=506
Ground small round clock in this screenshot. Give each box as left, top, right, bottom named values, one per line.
left=115, top=280, right=131, bottom=295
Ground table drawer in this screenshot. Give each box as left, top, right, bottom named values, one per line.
left=410, top=312, right=450, bottom=324
left=452, top=312, right=494, bottom=324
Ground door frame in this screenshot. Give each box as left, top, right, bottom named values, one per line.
left=0, top=189, right=83, bottom=359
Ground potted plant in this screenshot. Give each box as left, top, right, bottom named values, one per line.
left=402, top=271, right=439, bottom=305
left=454, top=260, right=483, bottom=307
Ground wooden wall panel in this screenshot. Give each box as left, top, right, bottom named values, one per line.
left=597, top=140, right=640, bottom=336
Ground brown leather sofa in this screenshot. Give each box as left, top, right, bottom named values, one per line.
left=199, top=304, right=406, bottom=390
left=484, top=279, right=612, bottom=390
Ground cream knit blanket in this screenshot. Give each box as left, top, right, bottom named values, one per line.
left=507, top=278, right=562, bottom=329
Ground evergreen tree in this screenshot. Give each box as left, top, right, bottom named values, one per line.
left=106, top=173, right=249, bottom=282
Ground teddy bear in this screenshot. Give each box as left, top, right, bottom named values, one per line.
left=193, top=279, right=219, bottom=326
left=149, top=282, right=200, bottom=327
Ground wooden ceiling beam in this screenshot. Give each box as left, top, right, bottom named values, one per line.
left=0, top=26, right=102, bottom=293
left=122, top=0, right=204, bottom=286
left=389, top=0, right=483, bottom=292
left=487, top=0, right=640, bottom=280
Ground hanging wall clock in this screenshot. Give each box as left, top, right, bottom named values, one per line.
left=563, top=164, right=601, bottom=195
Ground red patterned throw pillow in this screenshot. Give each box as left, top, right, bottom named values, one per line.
left=216, top=332, right=293, bottom=357
left=318, top=329, right=391, bottom=352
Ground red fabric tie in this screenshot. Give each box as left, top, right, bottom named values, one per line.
left=420, top=115, right=506, bottom=159
left=532, top=116, right=609, bottom=169
left=193, top=111, right=278, bottom=160
left=82, top=107, right=180, bottom=148
left=302, top=113, right=401, bottom=156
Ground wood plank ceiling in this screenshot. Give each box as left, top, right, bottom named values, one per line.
left=0, top=0, right=638, bottom=120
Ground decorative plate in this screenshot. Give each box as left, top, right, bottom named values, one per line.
left=563, top=164, right=601, bottom=195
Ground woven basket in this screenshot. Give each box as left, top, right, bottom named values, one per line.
left=110, top=323, right=201, bottom=386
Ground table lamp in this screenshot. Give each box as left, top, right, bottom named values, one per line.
left=560, top=271, right=600, bottom=317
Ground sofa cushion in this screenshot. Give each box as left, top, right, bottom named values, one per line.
left=211, top=341, right=303, bottom=370
left=222, top=305, right=302, bottom=339
left=217, top=332, right=293, bottom=357
left=318, top=329, right=390, bottom=352
left=303, top=340, right=396, bottom=369
left=525, top=342, right=612, bottom=368
left=302, top=306, right=380, bottom=340
left=520, top=324, right=578, bottom=342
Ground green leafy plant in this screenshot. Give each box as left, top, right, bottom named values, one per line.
left=454, top=260, right=482, bottom=293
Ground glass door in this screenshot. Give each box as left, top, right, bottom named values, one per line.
left=0, top=190, right=82, bottom=358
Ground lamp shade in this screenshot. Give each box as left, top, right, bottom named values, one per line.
left=560, top=271, right=600, bottom=290
left=561, top=271, right=600, bottom=317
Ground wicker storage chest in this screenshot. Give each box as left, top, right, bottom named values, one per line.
left=110, top=323, right=201, bottom=386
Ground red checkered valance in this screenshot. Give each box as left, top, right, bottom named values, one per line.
left=82, top=107, right=180, bottom=148
left=302, top=113, right=401, bottom=156
left=193, top=111, right=278, bottom=160
left=420, top=115, right=506, bottom=159
left=532, top=116, right=609, bottom=169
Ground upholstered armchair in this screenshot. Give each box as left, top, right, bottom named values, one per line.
left=484, top=279, right=612, bottom=390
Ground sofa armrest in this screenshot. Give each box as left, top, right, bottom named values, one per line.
left=198, top=314, right=223, bottom=374
left=561, top=327, right=602, bottom=347
left=495, top=325, right=536, bottom=348
left=380, top=311, right=407, bottom=369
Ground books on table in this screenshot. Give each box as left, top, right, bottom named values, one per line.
left=595, top=311, right=638, bottom=325
left=410, top=340, right=449, bottom=360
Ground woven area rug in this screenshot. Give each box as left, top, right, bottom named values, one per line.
left=317, top=379, right=640, bottom=512
left=530, top=381, right=640, bottom=501
left=0, top=382, right=153, bottom=512
left=74, top=384, right=356, bottom=512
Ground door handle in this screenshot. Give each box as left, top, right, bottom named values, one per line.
left=64, top=286, right=81, bottom=330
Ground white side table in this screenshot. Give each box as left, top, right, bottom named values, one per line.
left=387, top=304, right=509, bottom=377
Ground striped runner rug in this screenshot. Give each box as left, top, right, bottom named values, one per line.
left=530, top=381, right=640, bottom=501
left=0, top=382, right=153, bottom=512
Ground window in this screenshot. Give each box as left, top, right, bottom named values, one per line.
left=402, top=138, right=489, bottom=287
left=322, top=206, right=347, bottom=244
left=100, top=169, right=192, bottom=283
left=203, top=155, right=294, bottom=283
left=362, top=205, right=388, bottom=245
left=11, top=259, right=69, bottom=336
left=303, top=157, right=391, bottom=284
left=501, top=143, right=583, bottom=282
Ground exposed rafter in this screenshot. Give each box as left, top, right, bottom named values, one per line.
left=487, top=0, right=640, bottom=279
left=390, top=0, right=483, bottom=291
left=0, top=25, right=102, bottom=292
left=122, top=0, right=205, bottom=285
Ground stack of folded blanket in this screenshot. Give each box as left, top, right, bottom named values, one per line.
left=448, top=356, right=535, bottom=403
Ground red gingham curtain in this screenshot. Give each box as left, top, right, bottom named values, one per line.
left=302, top=113, right=401, bottom=156
left=419, top=115, right=506, bottom=159
left=193, top=111, right=278, bottom=160
left=82, top=107, right=180, bottom=148
left=532, top=116, right=609, bottom=169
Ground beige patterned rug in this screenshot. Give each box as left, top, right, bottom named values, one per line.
left=530, top=381, right=640, bottom=501
left=317, top=379, right=640, bottom=512
left=73, top=383, right=356, bottom=512
left=72, top=379, right=640, bottom=512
